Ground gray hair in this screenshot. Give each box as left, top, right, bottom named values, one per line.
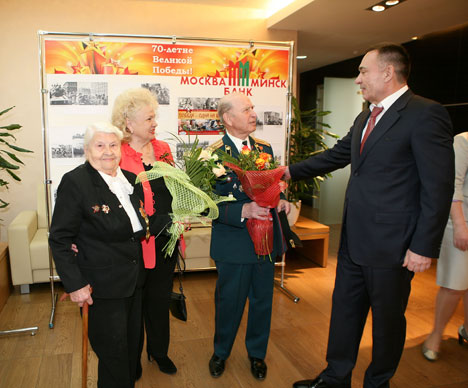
left=84, top=122, right=123, bottom=148
left=217, top=92, right=245, bottom=125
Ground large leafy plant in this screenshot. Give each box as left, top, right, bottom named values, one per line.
left=0, top=106, right=33, bottom=208
left=287, top=96, right=338, bottom=204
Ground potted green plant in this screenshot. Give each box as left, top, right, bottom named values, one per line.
left=0, top=106, right=33, bottom=209
left=286, top=96, right=338, bottom=224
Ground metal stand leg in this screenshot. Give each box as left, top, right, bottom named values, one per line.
left=0, top=326, right=39, bottom=336
left=49, top=275, right=59, bottom=329
left=0, top=284, right=39, bottom=337
left=274, top=254, right=300, bottom=303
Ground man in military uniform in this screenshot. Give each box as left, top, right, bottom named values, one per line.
left=208, top=92, right=290, bottom=381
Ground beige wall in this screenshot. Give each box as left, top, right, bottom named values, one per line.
left=0, top=0, right=297, bottom=239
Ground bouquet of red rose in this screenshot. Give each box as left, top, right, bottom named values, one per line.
left=223, top=144, right=287, bottom=257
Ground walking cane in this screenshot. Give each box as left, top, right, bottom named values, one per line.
left=60, top=288, right=91, bottom=388
left=82, top=300, right=89, bottom=388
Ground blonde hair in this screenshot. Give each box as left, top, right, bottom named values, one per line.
left=111, top=88, right=159, bottom=143
left=84, top=122, right=122, bottom=148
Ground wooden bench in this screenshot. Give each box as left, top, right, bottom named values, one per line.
left=290, top=216, right=330, bottom=267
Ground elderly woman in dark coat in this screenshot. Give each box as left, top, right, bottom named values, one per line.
left=48, top=122, right=170, bottom=388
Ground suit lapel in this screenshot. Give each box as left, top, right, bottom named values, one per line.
left=222, top=134, right=239, bottom=158
left=353, top=110, right=370, bottom=153
left=357, top=90, right=413, bottom=164
left=250, top=136, right=261, bottom=153
left=86, top=162, right=134, bottom=233
left=351, top=111, right=370, bottom=167
left=122, top=169, right=147, bottom=228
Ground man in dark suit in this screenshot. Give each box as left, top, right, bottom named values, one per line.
left=286, top=44, right=454, bottom=388
left=208, top=92, right=290, bottom=381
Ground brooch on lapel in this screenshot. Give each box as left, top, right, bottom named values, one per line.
left=92, top=204, right=110, bottom=214
left=139, top=200, right=150, bottom=242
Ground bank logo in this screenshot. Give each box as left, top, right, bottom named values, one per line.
left=228, top=61, right=250, bottom=87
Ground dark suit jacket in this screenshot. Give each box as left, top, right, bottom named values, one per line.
left=290, top=90, right=454, bottom=268
left=49, top=162, right=151, bottom=298
left=210, top=135, right=286, bottom=263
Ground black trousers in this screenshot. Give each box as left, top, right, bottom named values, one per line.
left=320, top=245, right=414, bottom=388
left=88, top=287, right=143, bottom=388
left=142, top=237, right=177, bottom=358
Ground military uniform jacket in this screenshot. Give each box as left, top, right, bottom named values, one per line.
left=210, top=134, right=286, bottom=263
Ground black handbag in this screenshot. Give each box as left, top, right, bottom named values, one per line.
left=278, top=210, right=303, bottom=250
left=170, top=253, right=187, bottom=322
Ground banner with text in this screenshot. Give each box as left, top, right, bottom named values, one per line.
left=41, top=36, right=292, bottom=206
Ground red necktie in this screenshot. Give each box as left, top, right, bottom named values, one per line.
left=360, top=106, right=384, bottom=154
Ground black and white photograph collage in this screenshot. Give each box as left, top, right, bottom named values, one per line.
left=45, top=74, right=288, bottom=207
left=253, top=108, right=284, bottom=164
left=49, top=81, right=108, bottom=105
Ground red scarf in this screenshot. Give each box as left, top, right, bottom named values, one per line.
left=120, top=139, right=173, bottom=268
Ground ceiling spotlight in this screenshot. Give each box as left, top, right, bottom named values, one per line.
left=296, top=55, right=307, bottom=59
left=411, top=36, right=418, bottom=40
left=366, top=0, right=406, bottom=12
left=372, top=5, right=385, bottom=12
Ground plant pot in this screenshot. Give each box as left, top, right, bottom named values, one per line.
left=287, top=200, right=301, bottom=225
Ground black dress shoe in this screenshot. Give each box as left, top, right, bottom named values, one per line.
left=293, top=377, right=332, bottom=388
left=249, top=357, right=267, bottom=380
left=209, top=354, right=225, bottom=378
left=148, top=353, right=177, bottom=375
left=155, top=356, right=177, bottom=374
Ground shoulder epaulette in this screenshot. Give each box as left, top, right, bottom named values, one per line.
left=252, top=136, right=271, bottom=147
left=209, top=138, right=224, bottom=151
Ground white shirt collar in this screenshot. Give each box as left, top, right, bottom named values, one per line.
left=370, top=85, right=409, bottom=113
left=226, top=131, right=249, bottom=153
left=98, top=167, right=134, bottom=196
left=98, top=167, right=142, bottom=233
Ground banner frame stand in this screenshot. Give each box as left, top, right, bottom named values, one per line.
left=38, top=30, right=298, bottom=329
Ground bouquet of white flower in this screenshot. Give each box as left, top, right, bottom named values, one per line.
left=136, top=138, right=234, bottom=257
